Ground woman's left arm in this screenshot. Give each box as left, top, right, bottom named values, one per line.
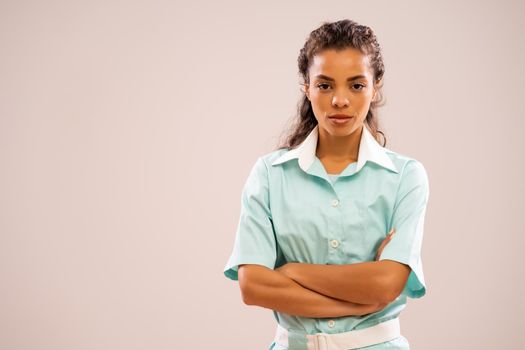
left=282, top=160, right=430, bottom=305
left=277, top=259, right=410, bottom=305
left=281, top=159, right=429, bottom=305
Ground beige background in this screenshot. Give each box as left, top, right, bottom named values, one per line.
left=1, top=0, right=524, bottom=349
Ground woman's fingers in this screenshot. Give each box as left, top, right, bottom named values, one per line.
left=375, top=228, right=396, bottom=261
left=357, top=302, right=390, bottom=316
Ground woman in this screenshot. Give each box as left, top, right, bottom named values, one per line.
left=223, top=19, right=430, bottom=350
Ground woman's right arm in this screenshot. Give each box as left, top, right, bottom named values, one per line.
left=238, top=264, right=387, bottom=318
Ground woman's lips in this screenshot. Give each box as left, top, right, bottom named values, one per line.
left=329, top=114, right=353, bottom=119
left=328, top=114, right=353, bottom=125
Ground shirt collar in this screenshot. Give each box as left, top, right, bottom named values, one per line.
left=271, top=124, right=399, bottom=174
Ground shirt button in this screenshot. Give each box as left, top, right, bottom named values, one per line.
left=331, top=198, right=340, bottom=207
left=327, top=320, right=335, bottom=328
left=330, top=239, right=339, bottom=248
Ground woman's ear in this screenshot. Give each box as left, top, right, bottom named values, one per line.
left=372, top=78, right=383, bottom=101
left=372, top=85, right=379, bottom=102
left=302, top=83, right=310, bottom=101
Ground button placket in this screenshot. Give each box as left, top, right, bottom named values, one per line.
left=328, top=197, right=341, bottom=259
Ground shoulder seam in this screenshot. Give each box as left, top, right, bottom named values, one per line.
left=390, top=159, right=419, bottom=227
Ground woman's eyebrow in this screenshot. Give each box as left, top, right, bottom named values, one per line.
left=314, top=74, right=367, bottom=81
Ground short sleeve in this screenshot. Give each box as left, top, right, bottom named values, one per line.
left=223, top=157, right=278, bottom=281
left=379, top=160, right=430, bottom=299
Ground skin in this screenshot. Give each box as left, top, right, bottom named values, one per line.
left=238, top=48, right=410, bottom=316
left=239, top=264, right=388, bottom=319
left=238, top=236, right=393, bottom=318
left=304, top=47, right=378, bottom=173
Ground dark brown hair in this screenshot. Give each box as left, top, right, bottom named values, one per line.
left=276, top=19, right=388, bottom=150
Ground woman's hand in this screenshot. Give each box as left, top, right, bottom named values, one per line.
left=351, top=301, right=390, bottom=316
left=375, top=228, right=395, bottom=261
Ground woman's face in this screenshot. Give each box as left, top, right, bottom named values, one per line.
left=304, top=47, right=378, bottom=138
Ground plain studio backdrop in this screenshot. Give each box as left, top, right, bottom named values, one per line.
left=1, top=0, right=523, bottom=349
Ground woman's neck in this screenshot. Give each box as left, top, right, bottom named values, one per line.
left=315, top=124, right=363, bottom=163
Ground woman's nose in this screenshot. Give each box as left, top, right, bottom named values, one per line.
left=331, top=94, right=349, bottom=108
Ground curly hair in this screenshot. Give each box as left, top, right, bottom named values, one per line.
left=276, top=19, right=388, bottom=150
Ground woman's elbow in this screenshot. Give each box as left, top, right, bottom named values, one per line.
left=238, top=265, right=257, bottom=305
left=379, top=285, right=402, bottom=304
left=379, top=264, right=411, bottom=303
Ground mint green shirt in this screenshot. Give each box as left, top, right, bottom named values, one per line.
left=223, top=124, right=430, bottom=350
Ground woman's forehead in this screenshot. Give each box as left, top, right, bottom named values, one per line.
left=309, top=48, right=373, bottom=79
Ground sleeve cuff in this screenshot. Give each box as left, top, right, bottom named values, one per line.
left=223, top=258, right=275, bottom=281
left=379, top=255, right=426, bottom=299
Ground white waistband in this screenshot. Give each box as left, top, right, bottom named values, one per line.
left=274, top=317, right=401, bottom=350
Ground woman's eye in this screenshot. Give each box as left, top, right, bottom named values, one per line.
left=316, top=83, right=365, bottom=91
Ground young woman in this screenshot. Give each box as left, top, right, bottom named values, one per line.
left=224, top=19, right=430, bottom=350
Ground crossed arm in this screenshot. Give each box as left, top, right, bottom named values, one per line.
left=238, top=263, right=387, bottom=318
left=275, top=259, right=411, bottom=304
left=238, top=259, right=410, bottom=318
